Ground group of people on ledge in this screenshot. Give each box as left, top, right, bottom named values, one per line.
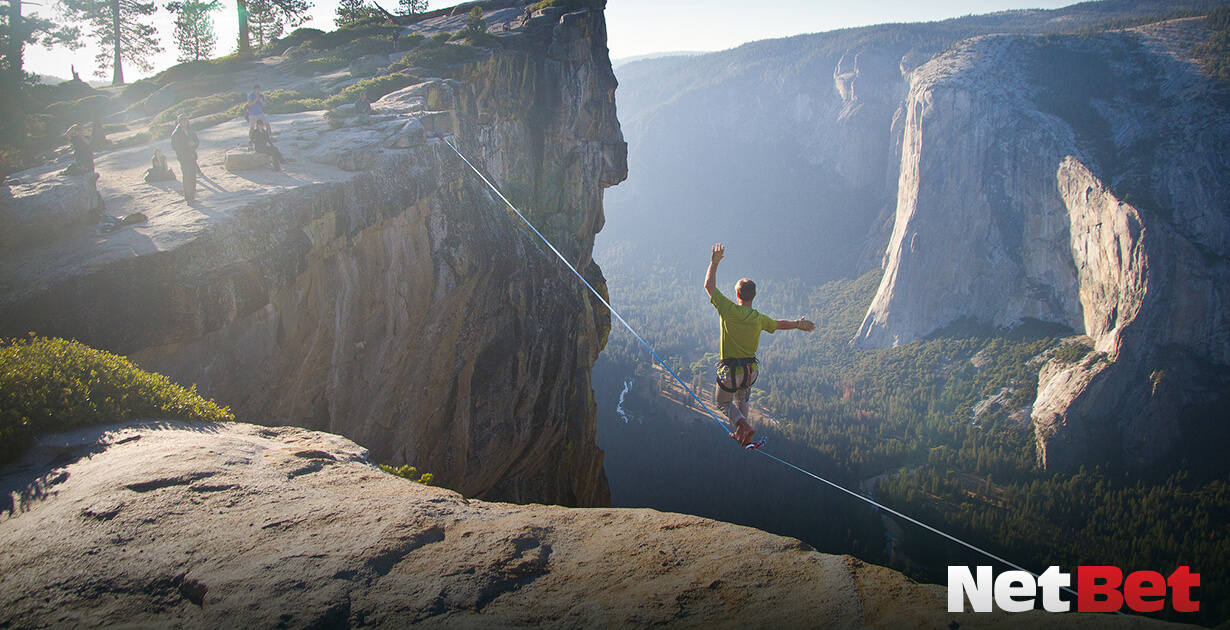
left=68, top=82, right=381, bottom=206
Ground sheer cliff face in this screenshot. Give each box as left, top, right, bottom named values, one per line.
left=853, top=20, right=1230, bottom=471
left=0, top=4, right=626, bottom=506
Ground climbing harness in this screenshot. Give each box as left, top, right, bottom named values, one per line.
left=440, top=135, right=1081, bottom=603
left=716, top=357, right=758, bottom=393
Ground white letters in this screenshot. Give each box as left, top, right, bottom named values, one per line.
left=1037, top=566, right=1071, bottom=612
left=994, top=571, right=1036, bottom=612
left=948, top=566, right=993, bottom=612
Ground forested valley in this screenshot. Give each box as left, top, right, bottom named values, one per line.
left=593, top=240, right=1230, bottom=625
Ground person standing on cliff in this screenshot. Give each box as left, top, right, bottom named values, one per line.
left=705, top=243, right=815, bottom=448
left=247, top=84, right=268, bottom=131
left=171, top=114, right=201, bottom=203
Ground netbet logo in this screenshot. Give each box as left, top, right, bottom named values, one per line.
left=948, top=566, right=1200, bottom=613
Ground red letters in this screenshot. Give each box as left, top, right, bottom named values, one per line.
left=1168, top=566, right=1201, bottom=613
left=1078, top=566, right=1123, bottom=613
left=1124, top=571, right=1166, bottom=613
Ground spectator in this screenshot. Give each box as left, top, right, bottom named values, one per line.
left=249, top=119, right=285, bottom=171
left=247, top=84, right=269, bottom=130
left=171, top=114, right=201, bottom=203
left=64, top=124, right=93, bottom=175
left=354, top=90, right=372, bottom=118
left=90, top=112, right=111, bottom=149
left=144, top=148, right=176, bottom=183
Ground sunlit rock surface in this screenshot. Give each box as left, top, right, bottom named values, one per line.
left=0, top=0, right=627, bottom=506
left=0, top=421, right=1192, bottom=629
left=852, top=19, right=1230, bottom=471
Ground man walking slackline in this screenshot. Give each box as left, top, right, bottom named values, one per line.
left=705, top=243, right=814, bottom=448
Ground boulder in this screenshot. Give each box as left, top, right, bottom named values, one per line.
left=224, top=151, right=274, bottom=172
left=418, top=110, right=456, bottom=136
left=380, top=79, right=457, bottom=111
left=0, top=172, right=103, bottom=248
left=386, top=118, right=426, bottom=148
left=349, top=53, right=390, bottom=78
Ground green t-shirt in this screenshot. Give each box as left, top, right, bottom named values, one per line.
left=710, top=288, right=777, bottom=359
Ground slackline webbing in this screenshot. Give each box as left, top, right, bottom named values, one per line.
left=440, top=136, right=1081, bottom=603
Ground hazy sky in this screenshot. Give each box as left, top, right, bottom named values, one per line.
left=24, top=0, right=1079, bottom=82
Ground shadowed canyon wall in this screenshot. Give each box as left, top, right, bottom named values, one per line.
left=0, top=2, right=627, bottom=506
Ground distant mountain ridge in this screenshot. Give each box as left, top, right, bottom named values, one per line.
left=601, top=0, right=1230, bottom=472
left=604, top=0, right=1230, bottom=284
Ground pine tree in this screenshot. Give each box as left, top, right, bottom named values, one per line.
left=59, top=0, right=162, bottom=84
left=461, top=6, right=484, bottom=36
left=334, top=0, right=373, bottom=27
left=396, top=0, right=425, bottom=17
left=1, top=0, right=80, bottom=160
left=234, top=0, right=307, bottom=55
left=246, top=0, right=284, bottom=50
left=166, top=0, right=220, bottom=62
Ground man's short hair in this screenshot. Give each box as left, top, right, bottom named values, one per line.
left=736, top=278, right=756, bottom=302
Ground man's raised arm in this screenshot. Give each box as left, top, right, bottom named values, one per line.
left=705, top=243, right=723, bottom=298
left=776, top=318, right=816, bottom=332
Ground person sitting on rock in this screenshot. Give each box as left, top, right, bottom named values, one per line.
left=64, top=124, right=94, bottom=175
left=171, top=114, right=201, bottom=203
left=705, top=243, right=815, bottom=448
left=247, top=84, right=268, bottom=130
left=249, top=119, right=284, bottom=171
left=144, top=148, right=176, bottom=183
left=354, top=90, right=372, bottom=118
left=90, top=112, right=112, bottom=150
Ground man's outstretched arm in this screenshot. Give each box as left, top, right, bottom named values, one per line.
left=705, top=243, right=723, bottom=298
left=776, top=318, right=816, bottom=332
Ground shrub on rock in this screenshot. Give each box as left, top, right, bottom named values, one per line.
left=0, top=336, right=233, bottom=467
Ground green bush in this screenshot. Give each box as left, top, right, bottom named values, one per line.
left=389, top=43, right=482, bottom=69
left=451, top=30, right=502, bottom=48
left=295, top=54, right=350, bottom=76
left=118, top=79, right=160, bottom=106
left=379, top=463, right=434, bottom=485
left=275, top=19, right=399, bottom=55
left=280, top=97, right=329, bottom=112
left=323, top=72, right=421, bottom=109
left=150, top=92, right=243, bottom=126
left=0, top=336, right=233, bottom=467
left=153, top=54, right=257, bottom=84
left=529, top=0, right=594, bottom=12
left=25, top=80, right=96, bottom=111
left=40, top=94, right=113, bottom=121
left=111, top=129, right=156, bottom=149
left=398, top=33, right=425, bottom=50
left=294, top=33, right=399, bottom=76
left=272, top=27, right=326, bottom=52
left=1052, top=341, right=1092, bottom=364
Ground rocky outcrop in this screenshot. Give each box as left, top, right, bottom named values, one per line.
left=0, top=421, right=1188, bottom=628
left=0, top=1, right=626, bottom=507
left=852, top=35, right=1084, bottom=348
left=0, top=173, right=104, bottom=248
left=853, top=20, right=1230, bottom=471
